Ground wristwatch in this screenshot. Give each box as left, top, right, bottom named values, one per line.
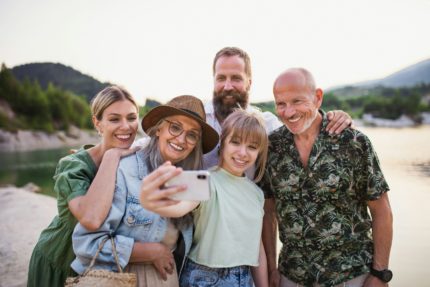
left=370, top=266, right=393, bottom=283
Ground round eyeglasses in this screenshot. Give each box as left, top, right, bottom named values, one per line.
left=164, top=119, right=201, bottom=145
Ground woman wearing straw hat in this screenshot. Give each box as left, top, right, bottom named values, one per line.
left=71, top=95, right=219, bottom=287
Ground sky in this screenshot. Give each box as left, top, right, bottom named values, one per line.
left=1, top=0, right=429, bottom=105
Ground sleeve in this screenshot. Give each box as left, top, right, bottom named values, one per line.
left=258, top=165, right=275, bottom=199
left=53, top=155, right=92, bottom=203
left=71, top=168, right=134, bottom=274
left=261, top=111, right=283, bottom=134
left=258, top=141, right=276, bottom=199
left=358, top=133, right=390, bottom=201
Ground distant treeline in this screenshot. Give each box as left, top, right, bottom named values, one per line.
left=0, top=64, right=92, bottom=132
left=255, top=84, right=430, bottom=122
left=0, top=64, right=160, bottom=132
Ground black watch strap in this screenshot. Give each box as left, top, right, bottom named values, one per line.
left=370, top=266, right=393, bottom=283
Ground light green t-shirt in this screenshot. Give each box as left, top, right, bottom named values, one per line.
left=188, top=168, right=265, bottom=268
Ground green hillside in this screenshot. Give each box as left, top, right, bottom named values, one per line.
left=11, top=62, right=110, bottom=101
left=0, top=63, right=162, bottom=132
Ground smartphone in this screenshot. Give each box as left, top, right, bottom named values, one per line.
left=165, top=170, right=211, bottom=201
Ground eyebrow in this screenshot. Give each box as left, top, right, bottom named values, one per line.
left=106, top=112, right=137, bottom=117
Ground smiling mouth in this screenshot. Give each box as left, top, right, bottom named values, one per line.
left=288, top=116, right=301, bottom=123
left=232, top=157, right=248, bottom=166
left=115, top=134, right=132, bottom=141
left=169, top=142, right=184, bottom=151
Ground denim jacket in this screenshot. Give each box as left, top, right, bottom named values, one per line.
left=71, top=149, right=193, bottom=275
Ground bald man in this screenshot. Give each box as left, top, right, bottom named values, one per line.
left=259, top=68, right=393, bottom=287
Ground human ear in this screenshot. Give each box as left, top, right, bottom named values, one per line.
left=92, top=116, right=102, bottom=134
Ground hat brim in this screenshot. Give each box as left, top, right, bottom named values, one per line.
left=142, top=106, right=219, bottom=154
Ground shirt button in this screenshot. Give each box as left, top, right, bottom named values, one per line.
left=127, top=215, right=135, bottom=224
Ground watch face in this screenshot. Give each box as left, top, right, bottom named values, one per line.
left=381, top=270, right=393, bottom=282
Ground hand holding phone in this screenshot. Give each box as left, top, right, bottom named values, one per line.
left=165, top=170, right=211, bottom=201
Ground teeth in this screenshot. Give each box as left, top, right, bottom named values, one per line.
left=116, top=134, right=131, bottom=139
left=169, top=142, right=184, bottom=151
left=288, top=116, right=301, bottom=123
left=233, top=158, right=247, bottom=165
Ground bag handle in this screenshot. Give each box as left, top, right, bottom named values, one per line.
left=81, top=236, right=124, bottom=277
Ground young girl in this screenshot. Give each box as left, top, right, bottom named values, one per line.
left=140, top=109, right=269, bottom=287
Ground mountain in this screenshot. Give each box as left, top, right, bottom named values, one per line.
left=11, top=62, right=110, bottom=101
left=378, top=58, right=430, bottom=87
left=327, top=58, right=430, bottom=97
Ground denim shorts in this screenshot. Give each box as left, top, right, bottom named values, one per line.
left=180, top=259, right=253, bottom=287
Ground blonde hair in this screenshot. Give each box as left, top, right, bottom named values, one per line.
left=218, top=109, right=268, bottom=182
left=91, top=85, right=138, bottom=120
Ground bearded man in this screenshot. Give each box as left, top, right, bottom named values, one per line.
left=203, top=47, right=352, bottom=169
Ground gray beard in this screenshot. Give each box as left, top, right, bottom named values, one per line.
left=212, top=90, right=249, bottom=122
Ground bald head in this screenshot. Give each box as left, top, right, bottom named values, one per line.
left=272, top=67, right=323, bottom=135
left=273, top=68, right=316, bottom=95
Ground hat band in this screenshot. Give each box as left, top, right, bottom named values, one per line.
left=180, top=108, right=204, bottom=121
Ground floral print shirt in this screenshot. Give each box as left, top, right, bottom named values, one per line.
left=259, top=112, right=389, bottom=286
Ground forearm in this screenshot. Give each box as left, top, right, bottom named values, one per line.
left=251, top=240, right=269, bottom=287
left=129, top=242, right=169, bottom=263
left=70, top=151, right=121, bottom=230
left=369, top=193, right=393, bottom=269
left=262, top=199, right=278, bottom=273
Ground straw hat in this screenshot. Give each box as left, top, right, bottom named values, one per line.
left=142, top=95, right=219, bottom=154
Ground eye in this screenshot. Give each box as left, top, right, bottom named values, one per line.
left=127, top=115, right=137, bottom=121
left=109, top=118, right=119, bottom=122
left=186, top=131, right=200, bottom=143
left=230, top=138, right=241, bottom=145
left=248, top=144, right=258, bottom=150
left=232, top=76, right=243, bottom=82
left=216, top=75, right=226, bottom=82
left=170, top=123, right=183, bottom=133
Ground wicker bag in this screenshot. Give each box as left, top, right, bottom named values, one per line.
left=65, top=237, right=137, bottom=287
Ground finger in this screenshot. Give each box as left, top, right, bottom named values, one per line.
left=143, top=164, right=176, bottom=182
left=147, top=184, right=187, bottom=200
left=334, top=119, right=352, bottom=134
left=159, top=269, right=167, bottom=281
left=326, top=111, right=347, bottom=134
left=325, top=111, right=336, bottom=131
left=121, top=146, right=141, bottom=157
left=165, top=264, right=174, bottom=275
left=326, top=110, right=334, bottom=120
left=141, top=166, right=180, bottom=192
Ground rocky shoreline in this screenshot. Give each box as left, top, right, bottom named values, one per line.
left=0, top=127, right=99, bottom=152
left=0, top=186, right=57, bottom=287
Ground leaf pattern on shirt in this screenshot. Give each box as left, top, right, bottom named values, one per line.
left=259, top=113, right=389, bottom=286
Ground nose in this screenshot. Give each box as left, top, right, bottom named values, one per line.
left=238, top=144, right=247, bottom=156
left=223, top=79, right=233, bottom=91
left=283, top=103, right=296, bottom=118
left=175, top=131, right=187, bottom=143
left=119, top=118, right=130, bottom=129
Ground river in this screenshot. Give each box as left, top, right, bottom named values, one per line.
left=0, top=127, right=429, bottom=286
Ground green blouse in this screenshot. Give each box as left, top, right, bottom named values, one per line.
left=27, top=147, right=96, bottom=287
